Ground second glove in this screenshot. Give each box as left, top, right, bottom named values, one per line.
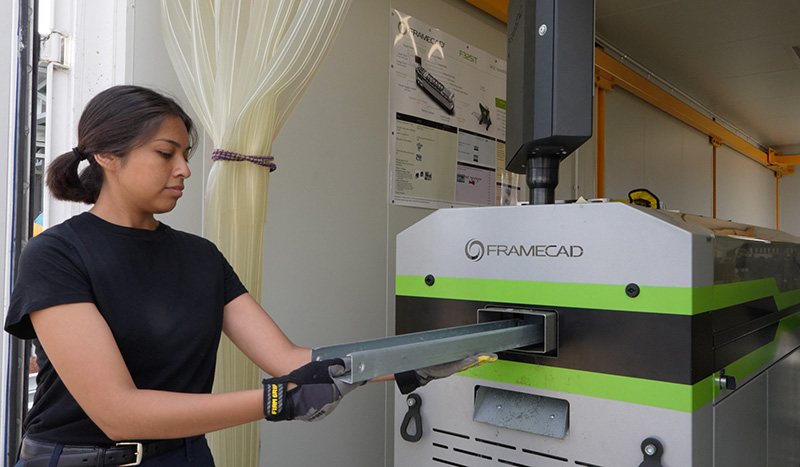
left=395, top=353, right=498, bottom=395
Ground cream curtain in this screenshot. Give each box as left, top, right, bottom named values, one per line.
left=160, top=1, right=352, bottom=464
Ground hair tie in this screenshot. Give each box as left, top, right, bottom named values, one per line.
left=72, top=147, right=87, bottom=161
left=211, top=149, right=276, bottom=171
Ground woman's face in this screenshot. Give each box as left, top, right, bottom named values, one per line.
left=114, top=115, right=192, bottom=215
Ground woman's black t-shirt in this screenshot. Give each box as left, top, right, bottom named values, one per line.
left=4, top=212, right=248, bottom=445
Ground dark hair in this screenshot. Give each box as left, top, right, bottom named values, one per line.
left=46, top=85, right=197, bottom=204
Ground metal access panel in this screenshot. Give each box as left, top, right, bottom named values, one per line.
left=766, top=346, right=800, bottom=464
left=394, top=202, right=800, bottom=466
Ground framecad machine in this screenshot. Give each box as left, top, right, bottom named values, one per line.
left=313, top=1, right=800, bottom=465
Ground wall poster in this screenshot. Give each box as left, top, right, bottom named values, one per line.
left=389, top=10, right=522, bottom=209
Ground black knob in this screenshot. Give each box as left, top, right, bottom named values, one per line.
left=717, top=370, right=737, bottom=391
left=722, top=375, right=737, bottom=390
left=424, top=275, right=435, bottom=286
left=626, top=283, right=640, bottom=298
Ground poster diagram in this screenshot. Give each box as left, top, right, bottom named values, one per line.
left=389, top=10, right=522, bottom=208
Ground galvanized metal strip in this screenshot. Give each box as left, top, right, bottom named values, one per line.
left=312, top=320, right=518, bottom=362
left=316, top=322, right=542, bottom=383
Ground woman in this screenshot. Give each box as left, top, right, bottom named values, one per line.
left=5, top=85, right=493, bottom=466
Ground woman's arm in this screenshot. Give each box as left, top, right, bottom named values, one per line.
left=221, top=293, right=311, bottom=377
left=222, top=294, right=396, bottom=383
left=30, top=302, right=265, bottom=441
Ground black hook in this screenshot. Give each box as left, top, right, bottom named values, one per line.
left=400, top=393, right=423, bottom=442
left=638, top=437, right=664, bottom=467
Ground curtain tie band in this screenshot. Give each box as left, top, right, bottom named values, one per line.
left=72, top=147, right=87, bottom=161
left=211, top=149, right=276, bottom=171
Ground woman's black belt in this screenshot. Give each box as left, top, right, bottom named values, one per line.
left=19, top=436, right=188, bottom=466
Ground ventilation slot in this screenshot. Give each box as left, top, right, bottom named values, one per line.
left=428, top=424, right=606, bottom=466
left=522, top=448, right=568, bottom=462
left=433, top=428, right=470, bottom=440
left=453, top=447, right=492, bottom=460
left=498, top=459, right=533, bottom=467
left=433, top=458, right=468, bottom=467
left=475, top=437, right=517, bottom=451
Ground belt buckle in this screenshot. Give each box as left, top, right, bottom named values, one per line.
left=116, top=442, right=143, bottom=466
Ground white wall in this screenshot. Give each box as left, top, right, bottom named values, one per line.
left=779, top=170, right=800, bottom=236
left=603, top=87, right=714, bottom=215
left=716, top=144, right=777, bottom=228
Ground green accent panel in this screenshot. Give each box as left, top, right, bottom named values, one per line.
left=397, top=275, right=697, bottom=314
left=711, top=279, right=778, bottom=310
left=775, top=288, right=800, bottom=311
left=495, top=98, right=506, bottom=110
left=460, top=360, right=714, bottom=412
left=396, top=276, right=800, bottom=315
left=724, top=312, right=800, bottom=380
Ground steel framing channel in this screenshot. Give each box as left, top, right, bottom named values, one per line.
left=312, top=320, right=543, bottom=383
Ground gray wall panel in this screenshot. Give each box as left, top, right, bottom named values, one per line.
left=603, top=87, right=713, bottom=216
left=778, top=168, right=800, bottom=236
left=716, top=144, right=776, bottom=229
left=605, top=88, right=647, bottom=199
left=680, top=125, right=713, bottom=217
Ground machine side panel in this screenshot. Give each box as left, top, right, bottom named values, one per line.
left=767, top=346, right=800, bottom=465
left=713, top=376, right=768, bottom=466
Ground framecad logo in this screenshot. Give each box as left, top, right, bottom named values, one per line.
left=397, top=21, right=446, bottom=48
left=465, top=239, right=583, bottom=262
left=465, top=239, right=485, bottom=261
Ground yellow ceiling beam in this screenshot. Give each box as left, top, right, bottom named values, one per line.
left=770, top=152, right=800, bottom=166
left=594, top=48, right=792, bottom=175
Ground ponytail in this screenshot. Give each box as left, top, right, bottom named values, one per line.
left=46, top=149, right=103, bottom=204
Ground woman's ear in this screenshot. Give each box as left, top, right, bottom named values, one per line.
left=92, top=153, right=119, bottom=172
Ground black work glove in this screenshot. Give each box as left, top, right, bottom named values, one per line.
left=262, top=358, right=362, bottom=422
left=395, top=353, right=498, bottom=395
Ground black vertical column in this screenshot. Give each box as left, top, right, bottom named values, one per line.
left=505, top=0, right=594, bottom=204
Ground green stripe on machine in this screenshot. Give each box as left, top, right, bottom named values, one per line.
left=460, top=360, right=715, bottom=412
left=724, top=312, right=800, bottom=380
left=453, top=312, right=800, bottom=412
left=396, top=276, right=800, bottom=315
